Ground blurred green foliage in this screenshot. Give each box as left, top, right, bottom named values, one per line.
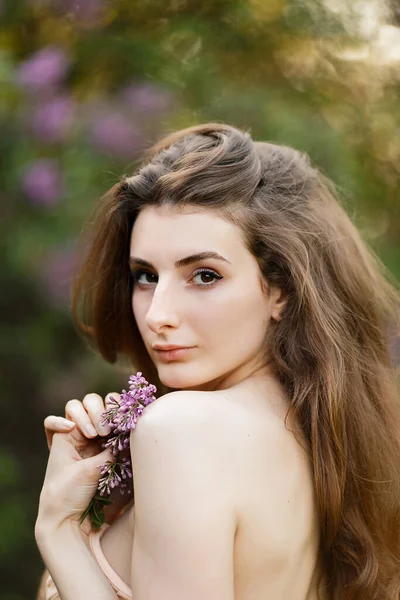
left=1, top=0, right=399, bottom=596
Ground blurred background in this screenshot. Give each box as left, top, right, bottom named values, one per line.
left=1, top=0, right=399, bottom=597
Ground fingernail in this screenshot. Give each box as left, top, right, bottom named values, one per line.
left=98, top=423, right=111, bottom=435
left=85, top=424, right=97, bottom=437
left=59, top=423, right=75, bottom=431
left=60, top=419, right=75, bottom=429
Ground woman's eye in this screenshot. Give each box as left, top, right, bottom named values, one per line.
left=131, top=270, right=156, bottom=285
left=192, top=269, right=223, bottom=287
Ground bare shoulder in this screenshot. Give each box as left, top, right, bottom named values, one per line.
left=129, top=387, right=314, bottom=546
left=130, top=387, right=305, bottom=479
left=136, top=388, right=239, bottom=423
left=130, top=389, right=244, bottom=458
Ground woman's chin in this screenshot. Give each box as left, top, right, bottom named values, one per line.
left=157, top=369, right=209, bottom=392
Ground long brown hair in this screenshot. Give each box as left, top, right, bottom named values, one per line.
left=71, top=123, right=400, bottom=599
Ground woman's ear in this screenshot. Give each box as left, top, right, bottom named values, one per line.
left=270, top=287, right=288, bottom=322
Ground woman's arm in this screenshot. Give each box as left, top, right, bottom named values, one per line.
left=36, top=391, right=132, bottom=599
left=35, top=392, right=133, bottom=600
left=129, top=391, right=237, bottom=600
left=35, top=522, right=118, bottom=600
left=35, top=418, right=118, bottom=599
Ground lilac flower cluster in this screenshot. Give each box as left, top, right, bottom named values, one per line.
left=97, top=456, right=132, bottom=497
left=81, top=372, right=157, bottom=529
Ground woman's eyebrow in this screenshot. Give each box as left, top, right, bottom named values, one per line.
left=129, top=251, right=231, bottom=270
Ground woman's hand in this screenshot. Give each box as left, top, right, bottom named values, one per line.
left=37, top=421, right=113, bottom=533
left=43, top=392, right=118, bottom=450
left=37, top=393, right=132, bottom=534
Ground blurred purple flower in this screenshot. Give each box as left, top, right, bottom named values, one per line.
left=121, top=82, right=174, bottom=113
left=22, top=159, right=63, bottom=207
left=15, top=47, right=70, bottom=90
left=89, top=109, right=145, bottom=158
left=40, top=242, right=77, bottom=309
left=30, top=94, right=76, bottom=142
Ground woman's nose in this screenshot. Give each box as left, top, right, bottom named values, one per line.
left=145, top=284, right=180, bottom=331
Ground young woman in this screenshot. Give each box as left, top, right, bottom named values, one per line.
left=35, top=123, right=400, bottom=600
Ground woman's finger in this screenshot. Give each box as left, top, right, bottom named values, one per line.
left=43, top=416, right=76, bottom=450
left=82, top=393, right=112, bottom=436
left=65, top=398, right=99, bottom=439
left=45, top=391, right=121, bottom=451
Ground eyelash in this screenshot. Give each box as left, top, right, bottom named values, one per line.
left=130, top=268, right=223, bottom=288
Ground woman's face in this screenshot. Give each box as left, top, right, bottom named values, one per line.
left=130, top=205, right=285, bottom=392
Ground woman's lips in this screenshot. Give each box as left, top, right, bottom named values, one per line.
left=155, top=347, right=193, bottom=361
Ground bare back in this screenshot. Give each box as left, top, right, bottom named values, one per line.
left=98, top=376, right=327, bottom=600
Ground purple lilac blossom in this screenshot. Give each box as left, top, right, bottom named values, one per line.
left=31, top=94, right=75, bottom=142
left=15, top=47, right=70, bottom=90
left=98, top=457, right=133, bottom=497
left=89, top=108, right=145, bottom=158
left=22, top=159, right=62, bottom=206
left=96, top=373, right=157, bottom=495
left=121, top=82, right=174, bottom=113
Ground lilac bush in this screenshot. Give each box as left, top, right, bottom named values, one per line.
left=81, top=372, right=157, bottom=529
left=15, top=46, right=70, bottom=90
left=22, top=159, right=63, bottom=206
left=30, top=94, right=75, bottom=142
left=89, top=107, right=145, bottom=158
left=121, top=82, right=174, bottom=113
